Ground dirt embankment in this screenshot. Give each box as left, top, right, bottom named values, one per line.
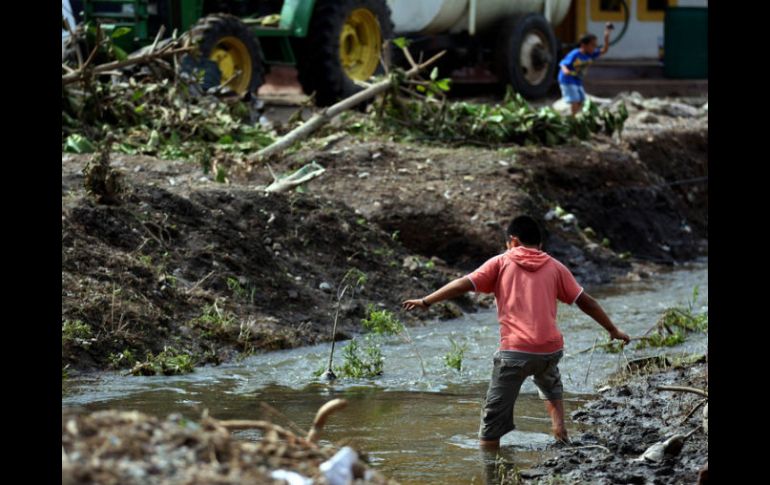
left=62, top=117, right=707, bottom=372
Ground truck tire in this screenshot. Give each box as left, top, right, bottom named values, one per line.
left=185, top=14, right=265, bottom=95
left=496, top=13, right=558, bottom=99
left=295, top=0, right=393, bottom=106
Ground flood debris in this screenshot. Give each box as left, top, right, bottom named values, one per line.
left=62, top=400, right=397, bottom=485
left=252, top=47, right=448, bottom=161
left=62, top=20, right=275, bottom=165
left=265, top=161, right=326, bottom=193
left=633, top=426, right=700, bottom=463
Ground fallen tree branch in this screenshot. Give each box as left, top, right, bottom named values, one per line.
left=307, top=399, right=348, bottom=443
left=656, top=385, right=708, bottom=398
left=214, top=419, right=316, bottom=447
left=252, top=49, right=446, bottom=161
left=185, top=270, right=216, bottom=296
left=149, top=25, right=166, bottom=54
left=677, top=398, right=708, bottom=426
left=62, top=18, right=84, bottom=68
left=62, top=45, right=194, bottom=85
left=259, top=402, right=307, bottom=437
left=562, top=444, right=611, bottom=453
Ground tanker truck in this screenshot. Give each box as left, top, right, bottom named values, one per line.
left=80, top=0, right=571, bottom=103
left=388, top=0, right=571, bottom=99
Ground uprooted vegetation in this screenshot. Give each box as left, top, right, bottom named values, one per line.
left=364, top=84, right=628, bottom=147
left=62, top=20, right=276, bottom=167
left=63, top=28, right=630, bottom=167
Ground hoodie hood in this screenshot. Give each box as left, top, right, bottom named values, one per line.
left=505, top=246, right=551, bottom=272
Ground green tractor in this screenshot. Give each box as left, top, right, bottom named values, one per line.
left=82, top=0, right=393, bottom=105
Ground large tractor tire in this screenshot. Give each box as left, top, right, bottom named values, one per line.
left=295, top=0, right=393, bottom=106
left=185, top=14, right=265, bottom=95
left=496, top=13, right=558, bottom=99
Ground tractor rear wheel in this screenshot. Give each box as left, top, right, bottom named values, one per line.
left=185, top=14, right=265, bottom=95
left=295, top=0, right=393, bottom=106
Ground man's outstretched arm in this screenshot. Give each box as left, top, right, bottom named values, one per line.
left=402, top=277, right=474, bottom=311
left=576, top=292, right=630, bottom=343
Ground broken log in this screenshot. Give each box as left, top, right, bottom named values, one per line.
left=252, top=49, right=447, bottom=161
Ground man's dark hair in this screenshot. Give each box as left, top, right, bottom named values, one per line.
left=578, top=33, right=597, bottom=46
left=507, top=216, right=542, bottom=245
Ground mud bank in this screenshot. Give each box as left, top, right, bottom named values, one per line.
left=62, top=115, right=706, bottom=372
left=516, top=359, right=708, bottom=484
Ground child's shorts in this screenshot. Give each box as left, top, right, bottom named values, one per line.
left=479, top=350, right=564, bottom=441
left=560, top=83, right=586, bottom=103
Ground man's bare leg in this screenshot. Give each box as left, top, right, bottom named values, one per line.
left=479, top=438, right=500, bottom=450
left=544, top=399, right=569, bottom=442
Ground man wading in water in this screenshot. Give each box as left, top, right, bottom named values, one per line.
left=402, top=215, right=630, bottom=447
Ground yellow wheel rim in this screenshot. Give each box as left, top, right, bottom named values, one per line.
left=209, top=36, right=252, bottom=94
left=338, top=8, right=382, bottom=81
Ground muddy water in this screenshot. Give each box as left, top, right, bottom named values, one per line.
left=63, top=261, right=707, bottom=484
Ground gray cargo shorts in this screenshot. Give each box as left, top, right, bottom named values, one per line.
left=479, top=350, right=564, bottom=441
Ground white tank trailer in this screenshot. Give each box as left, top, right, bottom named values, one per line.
left=386, top=0, right=573, bottom=98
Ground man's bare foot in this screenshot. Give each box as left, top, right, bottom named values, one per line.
left=553, top=431, right=570, bottom=444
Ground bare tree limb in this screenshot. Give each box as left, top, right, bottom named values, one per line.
left=63, top=44, right=193, bottom=85
left=252, top=50, right=446, bottom=161
left=657, top=385, right=708, bottom=398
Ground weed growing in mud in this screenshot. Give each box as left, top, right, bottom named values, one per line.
left=444, top=337, right=468, bottom=372
left=130, top=347, right=195, bottom=376
left=108, top=349, right=137, bottom=369
left=236, top=320, right=255, bottom=356
left=62, top=320, right=93, bottom=342
left=227, top=277, right=256, bottom=305
left=373, top=246, right=395, bottom=259
left=190, top=300, right=237, bottom=339
left=321, top=268, right=368, bottom=379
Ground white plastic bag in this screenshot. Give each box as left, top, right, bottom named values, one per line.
left=319, top=446, right=358, bottom=485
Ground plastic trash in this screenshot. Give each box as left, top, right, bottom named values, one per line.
left=319, top=446, right=358, bottom=485
left=270, top=469, right=312, bottom=485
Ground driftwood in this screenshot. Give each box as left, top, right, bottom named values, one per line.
left=656, top=385, right=708, bottom=398
left=252, top=48, right=447, bottom=161
left=307, top=399, right=348, bottom=443
left=677, top=398, right=708, bottom=426
left=213, top=398, right=348, bottom=446
left=562, top=444, right=611, bottom=453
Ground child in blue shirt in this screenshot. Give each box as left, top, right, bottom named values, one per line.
left=559, top=23, right=613, bottom=115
